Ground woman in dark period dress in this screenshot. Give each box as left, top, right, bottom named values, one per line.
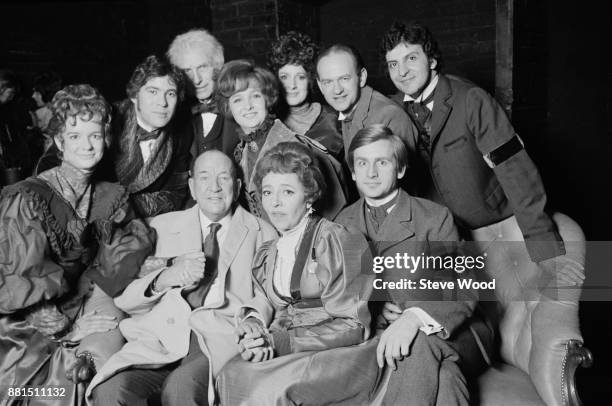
left=216, top=142, right=381, bottom=406
left=268, top=31, right=344, bottom=160
left=216, top=59, right=349, bottom=220
left=0, top=84, right=155, bottom=406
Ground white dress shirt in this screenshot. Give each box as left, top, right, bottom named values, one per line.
left=201, top=112, right=218, bottom=138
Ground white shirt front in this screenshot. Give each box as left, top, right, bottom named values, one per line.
left=201, top=112, right=218, bottom=138
left=273, top=214, right=310, bottom=298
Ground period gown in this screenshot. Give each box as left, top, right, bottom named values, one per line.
left=216, top=215, right=382, bottom=405
left=0, top=162, right=154, bottom=405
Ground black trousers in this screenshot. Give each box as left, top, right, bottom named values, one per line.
left=91, top=333, right=209, bottom=406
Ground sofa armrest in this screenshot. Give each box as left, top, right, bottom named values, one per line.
left=563, top=339, right=593, bottom=406
left=76, top=284, right=126, bottom=371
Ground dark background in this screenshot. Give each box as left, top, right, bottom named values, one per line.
left=2, top=0, right=611, bottom=402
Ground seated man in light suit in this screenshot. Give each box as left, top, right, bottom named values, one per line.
left=87, top=150, right=276, bottom=406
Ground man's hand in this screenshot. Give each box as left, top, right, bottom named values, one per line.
left=539, top=255, right=585, bottom=286
left=156, top=251, right=206, bottom=290
left=65, top=310, right=117, bottom=342
left=376, top=311, right=422, bottom=370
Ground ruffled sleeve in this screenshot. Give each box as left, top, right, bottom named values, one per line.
left=0, top=191, right=68, bottom=314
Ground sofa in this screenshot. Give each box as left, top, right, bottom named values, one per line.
left=472, top=213, right=592, bottom=406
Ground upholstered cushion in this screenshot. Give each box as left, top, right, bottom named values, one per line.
left=475, top=363, right=545, bottom=406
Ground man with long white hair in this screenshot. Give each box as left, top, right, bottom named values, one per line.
left=167, top=29, right=238, bottom=157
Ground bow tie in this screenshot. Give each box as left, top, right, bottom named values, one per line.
left=404, top=89, right=435, bottom=119
left=192, top=100, right=218, bottom=115
left=404, top=90, right=436, bottom=146
left=136, top=126, right=161, bottom=142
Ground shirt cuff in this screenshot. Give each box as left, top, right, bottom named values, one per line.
left=403, top=307, right=445, bottom=336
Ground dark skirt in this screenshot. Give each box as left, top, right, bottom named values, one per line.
left=216, top=338, right=383, bottom=406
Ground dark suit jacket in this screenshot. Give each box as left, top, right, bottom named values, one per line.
left=391, top=74, right=564, bottom=262
left=336, top=189, right=474, bottom=337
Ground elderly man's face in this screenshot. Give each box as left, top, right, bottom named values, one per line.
left=131, top=75, right=177, bottom=130
left=173, top=48, right=215, bottom=102
left=189, top=150, right=240, bottom=222
left=316, top=51, right=367, bottom=114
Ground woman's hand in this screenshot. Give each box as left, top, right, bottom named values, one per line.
left=25, top=303, right=71, bottom=337
left=239, top=338, right=274, bottom=362
left=235, top=317, right=274, bottom=362
left=64, top=310, right=117, bottom=343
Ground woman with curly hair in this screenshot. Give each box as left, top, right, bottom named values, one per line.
left=0, top=84, right=154, bottom=406
left=268, top=31, right=344, bottom=159
left=216, top=59, right=349, bottom=220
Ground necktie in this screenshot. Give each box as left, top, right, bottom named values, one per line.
left=336, top=116, right=351, bottom=135
left=185, top=222, right=222, bottom=308
left=335, top=118, right=343, bottom=134
left=191, top=99, right=218, bottom=115
left=404, top=90, right=435, bottom=150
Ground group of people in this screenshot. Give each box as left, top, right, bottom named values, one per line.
left=0, top=70, right=63, bottom=179
left=0, top=20, right=584, bottom=406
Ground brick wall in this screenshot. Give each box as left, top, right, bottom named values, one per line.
left=147, top=0, right=213, bottom=55
left=318, top=0, right=496, bottom=95
left=210, top=0, right=277, bottom=64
